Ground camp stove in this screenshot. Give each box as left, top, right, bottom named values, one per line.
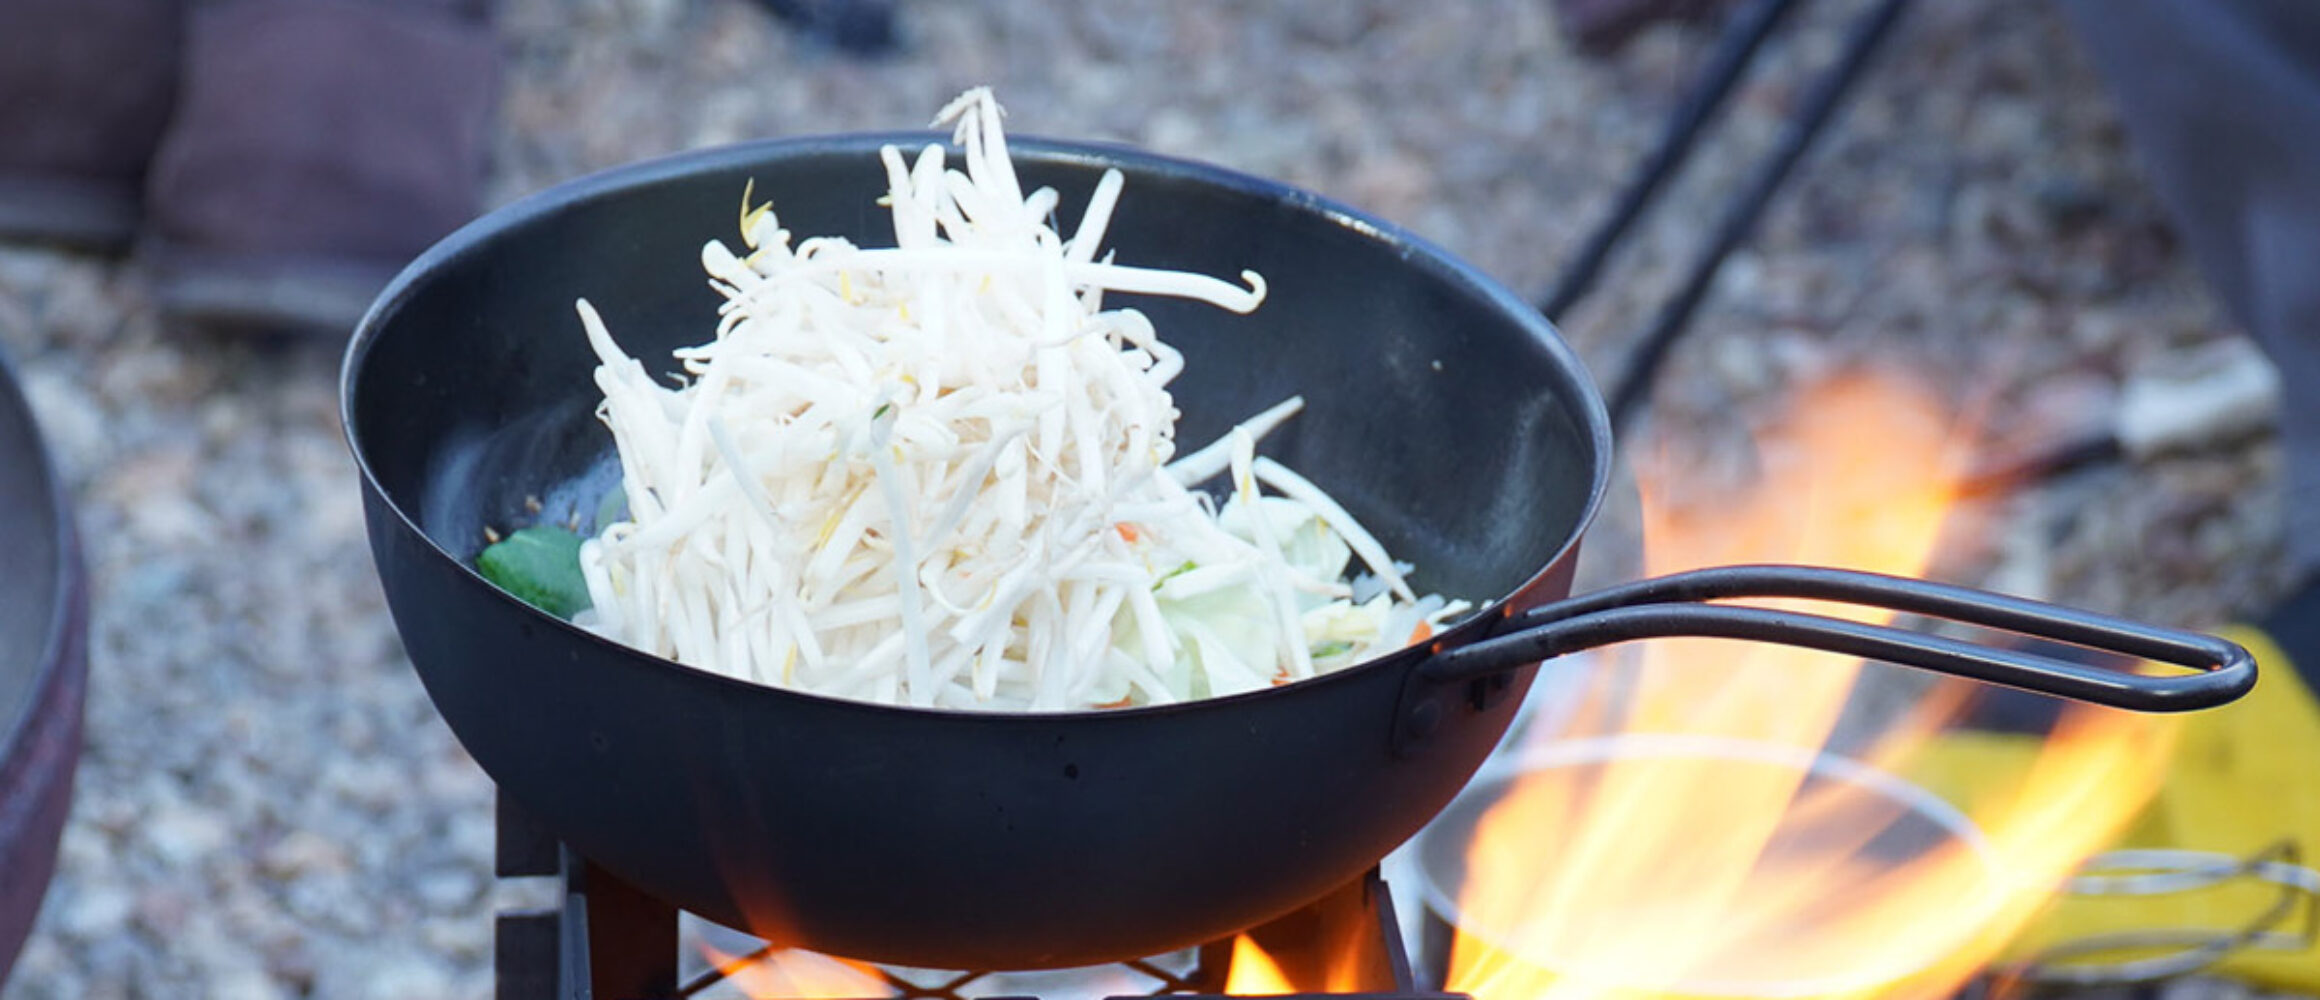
left=493, top=794, right=1461, bottom=1000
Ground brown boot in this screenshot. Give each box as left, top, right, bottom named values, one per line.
left=0, top=0, right=184, bottom=250
left=139, top=0, right=496, bottom=337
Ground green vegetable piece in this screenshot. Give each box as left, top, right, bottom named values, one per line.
left=1311, top=640, right=1355, bottom=659
left=477, top=525, right=591, bottom=619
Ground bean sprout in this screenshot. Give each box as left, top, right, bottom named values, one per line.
left=573, top=88, right=1466, bottom=710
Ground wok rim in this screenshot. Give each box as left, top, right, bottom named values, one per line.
left=340, top=130, right=1614, bottom=723
left=0, top=345, right=79, bottom=772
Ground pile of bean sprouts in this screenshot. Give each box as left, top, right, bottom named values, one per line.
left=573, top=88, right=1466, bottom=711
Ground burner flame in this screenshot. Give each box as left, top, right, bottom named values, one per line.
left=703, top=941, right=893, bottom=999
left=1227, top=934, right=1297, bottom=994
left=1437, top=370, right=2180, bottom=1000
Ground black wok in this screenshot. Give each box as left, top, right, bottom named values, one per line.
left=0, top=346, right=86, bottom=986
left=341, top=134, right=2251, bottom=970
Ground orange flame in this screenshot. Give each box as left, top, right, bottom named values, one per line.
left=1440, top=370, right=2180, bottom=1000
left=702, top=941, right=894, bottom=999
left=1224, top=926, right=1382, bottom=994
left=1227, top=934, right=1298, bottom=995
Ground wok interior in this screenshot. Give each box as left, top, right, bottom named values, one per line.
left=348, top=135, right=1606, bottom=674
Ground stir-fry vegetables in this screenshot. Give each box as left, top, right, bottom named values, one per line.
left=561, top=88, right=1467, bottom=710
left=477, top=525, right=591, bottom=620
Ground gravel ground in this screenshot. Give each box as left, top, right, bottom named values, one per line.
left=0, top=0, right=2284, bottom=997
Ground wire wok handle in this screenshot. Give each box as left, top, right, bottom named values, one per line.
left=1424, top=565, right=2254, bottom=713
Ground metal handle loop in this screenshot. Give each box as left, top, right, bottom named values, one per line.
left=1425, top=565, right=2254, bottom=713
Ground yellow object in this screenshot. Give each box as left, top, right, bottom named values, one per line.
left=1904, top=625, right=2320, bottom=990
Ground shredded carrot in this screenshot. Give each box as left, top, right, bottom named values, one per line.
left=1114, top=522, right=1140, bottom=544
left=1409, top=620, right=1434, bottom=644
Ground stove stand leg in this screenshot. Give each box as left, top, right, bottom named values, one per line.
left=560, top=847, right=679, bottom=1000
left=497, top=909, right=560, bottom=1000
left=496, top=792, right=562, bottom=1000
left=498, top=793, right=561, bottom=879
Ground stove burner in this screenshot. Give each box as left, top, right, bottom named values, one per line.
left=493, top=793, right=1465, bottom=1000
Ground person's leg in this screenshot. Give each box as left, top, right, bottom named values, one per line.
left=0, top=0, right=184, bottom=250
left=2059, top=0, right=2320, bottom=588
left=139, top=0, right=497, bottom=336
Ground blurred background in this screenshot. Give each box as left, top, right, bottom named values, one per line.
left=0, top=0, right=2286, bottom=996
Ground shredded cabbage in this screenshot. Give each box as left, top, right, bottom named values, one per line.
left=572, top=88, right=1468, bottom=710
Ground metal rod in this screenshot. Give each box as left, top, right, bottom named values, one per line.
left=1605, top=0, right=1916, bottom=429
left=2006, top=844, right=2320, bottom=986
left=1960, top=430, right=2123, bottom=497
left=1541, top=0, right=1810, bottom=322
